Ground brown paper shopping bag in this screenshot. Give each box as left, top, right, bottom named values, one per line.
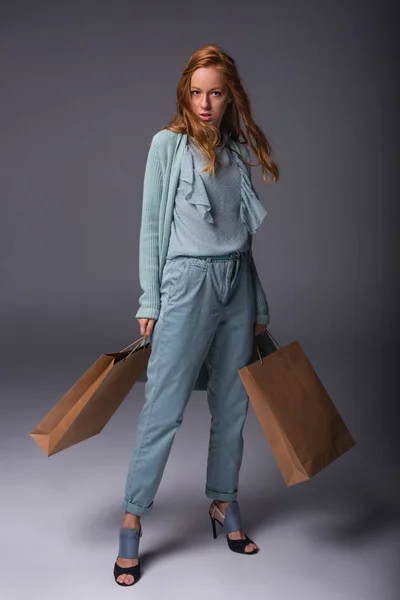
left=30, top=336, right=151, bottom=456
left=238, top=331, right=356, bottom=486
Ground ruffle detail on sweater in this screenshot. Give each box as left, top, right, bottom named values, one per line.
left=179, top=145, right=214, bottom=224
left=231, top=150, right=268, bottom=235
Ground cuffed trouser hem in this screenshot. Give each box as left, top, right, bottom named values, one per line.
left=121, top=499, right=154, bottom=517
left=205, top=485, right=238, bottom=502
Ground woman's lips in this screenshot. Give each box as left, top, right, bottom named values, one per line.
left=200, top=114, right=212, bottom=121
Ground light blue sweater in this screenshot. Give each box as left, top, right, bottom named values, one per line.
left=135, top=129, right=270, bottom=324
left=167, top=135, right=269, bottom=259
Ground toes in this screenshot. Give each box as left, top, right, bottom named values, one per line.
left=117, top=574, right=134, bottom=585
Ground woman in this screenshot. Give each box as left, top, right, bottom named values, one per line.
left=114, top=43, right=280, bottom=586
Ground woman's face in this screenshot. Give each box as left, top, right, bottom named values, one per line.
left=189, top=66, right=232, bottom=130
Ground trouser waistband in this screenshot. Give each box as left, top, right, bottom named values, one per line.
left=176, top=248, right=251, bottom=262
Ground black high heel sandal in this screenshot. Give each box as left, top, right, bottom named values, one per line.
left=209, top=501, right=259, bottom=555
left=113, top=525, right=142, bottom=586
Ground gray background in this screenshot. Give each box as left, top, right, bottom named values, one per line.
left=1, top=1, right=399, bottom=598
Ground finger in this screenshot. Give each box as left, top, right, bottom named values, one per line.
left=141, top=319, right=149, bottom=336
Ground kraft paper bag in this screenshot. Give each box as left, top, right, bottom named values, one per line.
left=30, top=336, right=151, bottom=457
left=238, top=331, right=356, bottom=486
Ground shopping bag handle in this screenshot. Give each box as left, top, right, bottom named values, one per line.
left=119, top=335, right=149, bottom=353
left=265, top=329, right=281, bottom=348
left=119, top=335, right=150, bottom=361
left=254, top=329, right=281, bottom=366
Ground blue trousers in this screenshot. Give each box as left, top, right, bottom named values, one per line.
left=121, top=249, right=256, bottom=516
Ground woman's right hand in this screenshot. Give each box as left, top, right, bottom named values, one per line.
left=137, top=318, right=157, bottom=337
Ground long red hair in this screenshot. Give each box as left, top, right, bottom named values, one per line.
left=160, top=43, right=280, bottom=184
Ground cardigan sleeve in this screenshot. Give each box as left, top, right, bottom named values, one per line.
left=135, top=139, right=164, bottom=320
left=249, top=249, right=270, bottom=325
left=244, top=146, right=271, bottom=325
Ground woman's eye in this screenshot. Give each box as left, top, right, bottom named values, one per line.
left=191, top=91, right=221, bottom=96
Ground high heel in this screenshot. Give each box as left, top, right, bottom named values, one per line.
left=209, top=501, right=259, bottom=555
left=113, top=525, right=142, bottom=586
left=209, top=512, right=218, bottom=539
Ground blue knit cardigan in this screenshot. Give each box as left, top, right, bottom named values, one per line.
left=135, top=129, right=270, bottom=390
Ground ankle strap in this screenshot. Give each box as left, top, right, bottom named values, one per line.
left=119, top=527, right=141, bottom=559
left=222, top=501, right=243, bottom=535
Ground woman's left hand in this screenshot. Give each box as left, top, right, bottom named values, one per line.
left=254, top=323, right=268, bottom=336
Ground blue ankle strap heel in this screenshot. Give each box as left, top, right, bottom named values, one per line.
left=209, top=501, right=259, bottom=555
left=113, top=526, right=142, bottom=586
